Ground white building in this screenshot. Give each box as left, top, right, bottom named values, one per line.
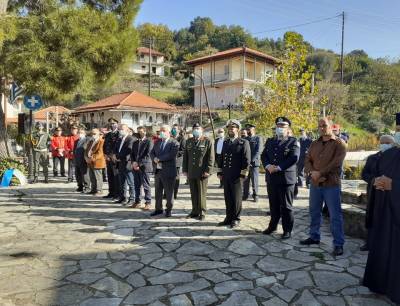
left=73, top=91, right=183, bottom=131
left=185, top=47, right=279, bottom=109
left=131, top=47, right=166, bottom=77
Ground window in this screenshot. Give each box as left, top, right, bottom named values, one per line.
left=142, top=66, right=146, bottom=71
left=132, top=113, right=139, bottom=125
left=224, top=65, right=229, bottom=75
left=162, top=115, right=168, bottom=124
left=152, top=56, right=157, bottom=63
left=148, top=115, right=153, bottom=123
left=152, top=67, right=157, bottom=74
left=140, top=54, right=145, bottom=61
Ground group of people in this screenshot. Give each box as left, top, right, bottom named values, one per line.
left=29, top=112, right=400, bottom=303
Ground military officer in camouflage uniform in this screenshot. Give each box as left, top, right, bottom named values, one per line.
left=217, top=119, right=251, bottom=228
left=31, top=122, right=51, bottom=183
left=261, top=116, right=300, bottom=239
left=182, top=123, right=215, bottom=220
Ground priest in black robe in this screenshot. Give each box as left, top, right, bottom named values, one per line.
left=363, top=120, right=400, bottom=304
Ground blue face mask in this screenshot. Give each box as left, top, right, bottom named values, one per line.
left=276, top=127, right=285, bottom=137
left=171, top=128, right=178, bottom=137
left=159, top=131, right=167, bottom=139
left=394, top=132, right=400, bottom=145
left=192, top=129, right=202, bottom=138
left=380, top=143, right=393, bottom=152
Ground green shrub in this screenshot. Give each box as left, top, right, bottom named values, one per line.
left=343, top=162, right=363, bottom=180
left=347, top=134, right=379, bottom=151
left=0, top=158, right=27, bottom=185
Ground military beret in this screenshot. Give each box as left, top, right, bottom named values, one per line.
left=275, top=116, right=291, bottom=126
left=192, top=123, right=201, bottom=128
left=245, top=123, right=256, bottom=128
left=226, top=119, right=241, bottom=129
left=108, top=117, right=118, bottom=123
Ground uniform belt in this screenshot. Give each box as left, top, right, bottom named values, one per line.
left=33, top=148, right=48, bottom=152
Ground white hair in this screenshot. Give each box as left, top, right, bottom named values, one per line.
left=160, top=124, right=171, bottom=132
left=380, top=135, right=395, bottom=143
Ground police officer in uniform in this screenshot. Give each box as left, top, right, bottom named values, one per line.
left=217, top=119, right=251, bottom=228
left=31, top=122, right=51, bottom=183
left=243, top=123, right=263, bottom=202
left=182, top=123, right=215, bottom=221
left=103, top=118, right=120, bottom=199
left=261, top=117, right=300, bottom=239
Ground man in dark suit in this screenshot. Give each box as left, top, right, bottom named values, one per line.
left=114, top=124, right=136, bottom=205
left=73, top=128, right=90, bottom=192
left=103, top=118, right=120, bottom=199
left=243, top=123, right=263, bottom=202
left=217, top=119, right=251, bottom=228
left=214, top=128, right=225, bottom=188
left=131, top=126, right=153, bottom=210
left=261, top=116, right=300, bottom=239
left=150, top=125, right=179, bottom=217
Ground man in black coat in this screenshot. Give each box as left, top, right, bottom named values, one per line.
left=103, top=118, right=120, bottom=199
left=360, top=134, right=394, bottom=251
left=114, top=124, right=136, bottom=205
left=73, top=128, right=90, bottom=192
left=150, top=125, right=179, bottom=217
left=217, top=119, right=251, bottom=228
left=261, top=116, right=300, bottom=239
left=131, top=126, right=153, bottom=210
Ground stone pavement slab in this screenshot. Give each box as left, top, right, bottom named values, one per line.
left=0, top=176, right=395, bottom=305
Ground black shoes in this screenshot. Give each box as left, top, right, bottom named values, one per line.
left=230, top=221, right=240, bottom=228
left=262, top=228, right=276, bottom=235
left=103, top=194, right=114, bottom=199
left=165, top=211, right=172, bottom=218
left=333, top=246, right=344, bottom=256
left=300, top=238, right=320, bottom=245
left=186, top=213, right=198, bottom=219
left=281, top=232, right=291, bottom=240
left=114, top=198, right=126, bottom=204
left=76, top=188, right=83, bottom=192
left=150, top=210, right=163, bottom=217
left=218, top=220, right=231, bottom=226
left=253, top=196, right=259, bottom=203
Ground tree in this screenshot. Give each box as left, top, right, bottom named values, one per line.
left=242, top=32, right=318, bottom=135
left=307, top=51, right=336, bottom=80
left=137, top=23, right=177, bottom=60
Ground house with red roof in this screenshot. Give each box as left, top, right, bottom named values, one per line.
left=73, top=91, right=183, bottom=130
left=185, top=47, right=280, bottom=109
left=131, top=47, right=166, bottom=77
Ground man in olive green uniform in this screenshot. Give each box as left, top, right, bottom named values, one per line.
left=31, top=122, right=51, bottom=183
left=183, top=123, right=215, bottom=220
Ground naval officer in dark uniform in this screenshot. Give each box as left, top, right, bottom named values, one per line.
left=261, top=116, right=300, bottom=239
left=182, top=123, right=215, bottom=220
left=243, top=123, right=263, bottom=202
left=217, top=119, right=251, bottom=228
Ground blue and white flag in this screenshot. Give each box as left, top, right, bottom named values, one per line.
left=9, top=82, right=23, bottom=104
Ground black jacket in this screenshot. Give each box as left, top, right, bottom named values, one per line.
left=150, top=138, right=179, bottom=178
left=217, top=138, right=251, bottom=180
left=261, top=136, right=300, bottom=185
left=131, top=137, right=153, bottom=173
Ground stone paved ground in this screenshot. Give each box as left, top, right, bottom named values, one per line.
left=0, top=176, right=394, bottom=306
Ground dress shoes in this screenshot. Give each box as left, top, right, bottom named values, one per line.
left=333, top=246, right=344, bottom=256
left=165, top=211, right=172, bottom=218
left=281, top=232, right=291, bottom=240
left=262, top=228, right=276, bottom=235
left=186, top=213, right=198, bottom=219
left=150, top=210, right=163, bottom=217
left=300, top=237, right=320, bottom=245
left=218, top=220, right=231, bottom=226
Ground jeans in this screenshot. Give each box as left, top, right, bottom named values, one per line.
left=309, top=185, right=345, bottom=247
left=119, top=169, right=135, bottom=201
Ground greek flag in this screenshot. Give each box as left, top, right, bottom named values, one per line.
left=9, top=82, right=23, bottom=104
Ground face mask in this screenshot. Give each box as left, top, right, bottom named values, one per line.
left=79, top=134, right=85, bottom=139
left=171, top=128, right=178, bottom=137
left=192, top=129, right=202, bottom=138
left=159, top=131, right=167, bottom=139
left=218, top=132, right=224, bottom=138
left=276, top=127, right=285, bottom=137
left=380, top=143, right=393, bottom=152
left=119, top=130, right=127, bottom=137
left=394, top=132, right=400, bottom=144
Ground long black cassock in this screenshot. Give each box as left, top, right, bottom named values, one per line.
left=363, top=147, right=400, bottom=304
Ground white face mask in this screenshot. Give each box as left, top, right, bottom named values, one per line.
left=119, top=130, right=127, bottom=137
left=276, top=127, right=285, bottom=137
left=218, top=132, right=224, bottom=138
left=380, top=143, right=393, bottom=152
left=394, top=132, right=400, bottom=144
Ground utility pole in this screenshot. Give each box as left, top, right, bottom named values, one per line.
left=199, top=67, right=203, bottom=125
left=148, top=37, right=152, bottom=96
left=340, top=11, right=345, bottom=85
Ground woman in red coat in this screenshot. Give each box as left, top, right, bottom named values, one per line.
left=65, top=126, right=80, bottom=183
left=50, top=127, right=66, bottom=177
